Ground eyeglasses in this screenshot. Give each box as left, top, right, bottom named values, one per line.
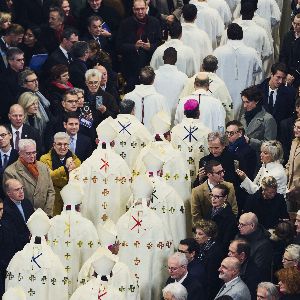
left=87, top=81, right=99, bottom=85
left=168, top=266, right=184, bottom=272
left=24, top=151, right=37, bottom=156
left=0, top=133, right=9, bottom=138
left=282, top=257, right=295, bottom=262
left=55, top=143, right=69, bottom=147
left=225, top=130, right=239, bottom=136
left=65, top=100, right=78, bottom=104
left=213, top=169, right=225, bottom=175
left=178, top=249, right=189, bottom=254
left=238, top=222, right=252, bottom=228
left=11, top=186, right=24, bottom=192
left=209, top=193, right=225, bottom=199
left=26, top=78, right=38, bottom=83
left=14, top=58, right=24, bottom=62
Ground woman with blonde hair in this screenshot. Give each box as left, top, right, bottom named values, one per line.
left=18, top=92, right=48, bottom=137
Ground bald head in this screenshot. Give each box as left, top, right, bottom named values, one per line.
left=8, top=104, right=25, bottom=129
left=218, top=257, right=241, bottom=283
left=238, top=212, right=258, bottom=235
left=194, top=72, right=209, bottom=91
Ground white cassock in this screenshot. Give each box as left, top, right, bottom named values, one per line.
left=171, top=118, right=211, bottom=183
left=175, top=88, right=226, bottom=132
left=150, top=39, right=197, bottom=77
left=179, top=72, right=234, bottom=123
left=116, top=203, right=173, bottom=300
left=225, top=0, right=238, bottom=13
left=213, top=40, right=262, bottom=119
left=77, top=247, right=140, bottom=300
left=70, top=146, right=131, bottom=226
left=113, top=114, right=153, bottom=170
left=207, top=0, right=232, bottom=26
left=189, top=0, right=224, bottom=49
left=124, top=85, right=170, bottom=134
left=181, top=23, right=213, bottom=71
left=47, top=210, right=99, bottom=296
left=240, top=162, right=287, bottom=195
left=70, top=276, right=124, bottom=300
left=133, top=142, right=191, bottom=205
left=275, top=0, right=283, bottom=11
left=6, top=237, right=68, bottom=300
left=153, top=64, right=188, bottom=125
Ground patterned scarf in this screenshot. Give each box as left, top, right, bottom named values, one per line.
left=19, top=157, right=39, bottom=179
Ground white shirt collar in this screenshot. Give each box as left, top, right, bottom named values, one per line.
left=70, top=134, right=77, bottom=141
left=59, top=45, right=69, bottom=58
left=11, top=125, right=23, bottom=135
left=0, top=147, right=12, bottom=156
left=176, top=271, right=188, bottom=284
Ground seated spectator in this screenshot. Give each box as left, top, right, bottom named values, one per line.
left=68, top=41, right=89, bottom=89
left=3, top=139, right=55, bottom=216
left=193, top=220, right=224, bottom=299
left=191, top=160, right=238, bottom=224
left=40, top=132, right=80, bottom=216
left=215, top=257, right=251, bottom=300
left=57, top=0, right=77, bottom=27
left=225, top=120, right=256, bottom=181
left=178, top=238, right=206, bottom=284
left=18, top=92, right=49, bottom=139
left=162, top=282, right=187, bottom=300
left=2, top=178, right=34, bottom=251
left=256, top=282, right=279, bottom=300
left=276, top=267, right=300, bottom=299
left=228, top=239, right=262, bottom=299
left=0, top=125, right=18, bottom=199
left=282, top=244, right=300, bottom=269
left=205, top=184, right=238, bottom=251
left=0, top=11, right=11, bottom=35
left=63, top=112, right=93, bottom=161
left=295, top=210, right=300, bottom=244
left=236, top=212, right=273, bottom=281
left=84, top=68, right=119, bottom=126
left=243, top=176, right=289, bottom=229
left=19, top=25, right=47, bottom=66
left=165, top=252, right=205, bottom=300
left=237, top=140, right=287, bottom=196
left=240, top=85, right=277, bottom=158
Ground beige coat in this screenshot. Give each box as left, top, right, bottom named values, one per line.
left=3, top=160, right=55, bottom=216
left=286, top=138, right=300, bottom=190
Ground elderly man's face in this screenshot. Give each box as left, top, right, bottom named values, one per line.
left=8, top=106, right=25, bottom=129
left=282, top=250, right=298, bottom=268
left=257, top=287, right=269, bottom=300
left=8, top=53, right=24, bottom=72
left=24, top=73, right=39, bottom=92
left=238, top=215, right=255, bottom=235
left=167, top=257, right=187, bottom=280
left=295, top=214, right=300, bottom=234
left=53, top=138, right=69, bottom=158
left=86, top=75, right=100, bottom=94
left=19, top=144, right=37, bottom=164
left=208, top=138, right=225, bottom=157
left=163, top=292, right=174, bottom=300
left=218, top=258, right=237, bottom=283
left=7, top=180, right=24, bottom=202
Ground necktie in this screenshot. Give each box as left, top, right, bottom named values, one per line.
left=141, top=97, right=145, bottom=125
left=3, top=154, right=8, bottom=168
left=268, top=91, right=274, bottom=114
left=15, top=131, right=20, bottom=151
left=70, top=137, right=75, bottom=153
left=66, top=53, right=70, bottom=64
left=167, top=0, right=175, bottom=13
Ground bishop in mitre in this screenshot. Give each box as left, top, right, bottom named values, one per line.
left=47, top=182, right=99, bottom=296
left=117, top=175, right=173, bottom=300
left=78, top=219, right=140, bottom=300
left=6, top=209, right=68, bottom=300
left=133, top=111, right=191, bottom=205
left=70, top=254, right=124, bottom=299
left=113, top=100, right=152, bottom=170
left=3, top=286, right=26, bottom=300
left=70, top=117, right=131, bottom=226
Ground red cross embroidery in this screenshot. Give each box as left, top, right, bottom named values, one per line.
left=100, top=158, right=109, bottom=172
left=131, top=215, right=142, bottom=231
left=98, top=290, right=107, bottom=300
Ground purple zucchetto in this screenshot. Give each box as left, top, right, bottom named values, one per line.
left=184, top=99, right=199, bottom=111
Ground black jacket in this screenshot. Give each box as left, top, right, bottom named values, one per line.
left=69, top=58, right=88, bottom=90
left=279, top=116, right=296, bottom=164
left=43, top=47, right=70, bottom=77
left=74, top=133, right=93, bottom=162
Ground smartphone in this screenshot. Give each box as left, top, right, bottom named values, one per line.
left=96, top=96, right=103, bottom=109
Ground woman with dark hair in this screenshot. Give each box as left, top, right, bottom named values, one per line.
left=56, top=0, right=77, bottom=27
left=276, top=267, right=300, bottom=299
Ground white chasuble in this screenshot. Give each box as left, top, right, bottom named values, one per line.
left=70, top=146, right=132, bottom=226
left=47, top=211, right=99, bottom=296
left=116, top=204, right=173, bottom=300
left=113, top=114, right=153, bottom=170
left=6, top=238, right=68, bottom=300
left=77, top=247, right=140, bottom=300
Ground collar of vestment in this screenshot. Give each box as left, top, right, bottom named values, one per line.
left=134, top=84, right=157, bottom=98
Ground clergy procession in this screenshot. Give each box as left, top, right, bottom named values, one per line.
left=2, top=0, right=300, bottom=300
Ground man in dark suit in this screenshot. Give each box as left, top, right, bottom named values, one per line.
left=165, top=252, right=205, bottom=300
left=63, top=112, right=93, bottom=162
left=258, top=62, right=296, bottom=129
left=7, top=104, right=42, bottom=155
left=0, top=125, right=19, bottom=198
left=2, top=178, right=34, bottom=251
left=43, top=27, right=79, bottom=76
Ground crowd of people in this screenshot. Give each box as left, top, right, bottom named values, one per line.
left=1, top=0, right=300, bottom=299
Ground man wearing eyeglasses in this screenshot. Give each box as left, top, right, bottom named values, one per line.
left=165, top=252, right=205, bottom=300
left=236, top=212, right=273, bottom=281
left=3, top=139, right=55, bottom=217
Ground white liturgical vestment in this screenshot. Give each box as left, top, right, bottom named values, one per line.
left=70, top=276, right=124, bottom=300
left=6, top=237, right=68, bottom=300
left=225, top=0, right=238, bottom=13
left=213, top=40, right=262, bottom=119
left=133, top=141, right=191, bottom=204
left=116, top=203, right=173, bottom=300
left=124, top=85, right=169, bottom=134
left=48, top=210, right=99, bottom=296
left=77, top=247, right=140, bottom=300
left=207, top=0, right=232, bottom=26
left=113, top=114, right=152, bottom=170
left=181, top=23, right=213, bottom=71
left=70, top=145, right=131, bottom=226
left=189, top=0, right=224, bottom=49
left=179, top=72, right=233, bottom=123
left=171, top=118, right=211, bottom=183
left=150, top=39, right=197, bottom=77
left=153, top=64, right=188, bottom=125
left=175, top=89, right=226, bottom=132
